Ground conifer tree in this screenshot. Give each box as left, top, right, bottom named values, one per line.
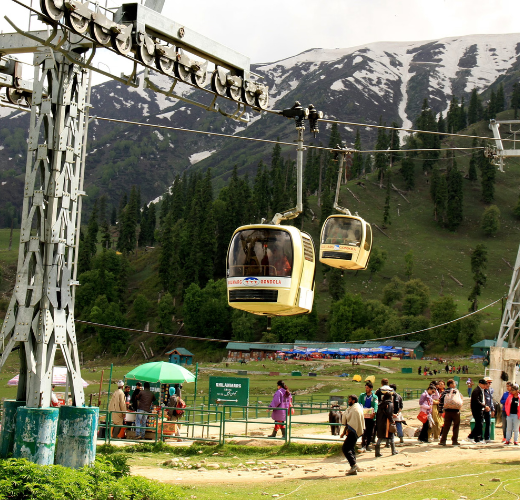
left=486, top=89, right=497, bottom=119
left=328, top=269, right=346, bottom=301
left=430, top=167, right=447, bottom=223
left=496, top=83, right=505, bottom=113
left=468, top=88, right=480, bottom=125
left=117, top=187, right=138, bottom=253
left=253, top=160, right=270, bottom=219
left=468, top=244, right=487, bottom=312
left=270, top=140, right=284, bottom=214
left=400, top=153, right=415, bottom=190
left=437, top=112, right=446, bottom=138
left=447, top=96, right=460, bottom=133
left=481, top=205, right=500, bottom=236
left=138, top=204, right=149, bottom=247
left=389, top=121, right=400, bottom=167
left=383, top=172, right=391, bottom=227
left=459, top=96, right=467, bottom=130
left=480, top=147, right=496, bottom=203
left=148, top=203, right=156, bottom=246
left=375, top=117, right=389, bottom=187
left=468, top=137, right=478, bottom=181
left=159, top=212, right=175, bottom=291
left=110, top=206, right=117, bottom=226
left=416, top=99, right=439, bottom=171
left=78, top=201, right=99, bottom=274
left=446, top=158, right=464, bottom=231
left=511, top=83, right=520, bottom=119
left=352, top=130, right=363, bottom=178
left=364, top=154, right=373, bottom=175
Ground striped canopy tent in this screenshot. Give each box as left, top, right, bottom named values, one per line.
left=8, top=366, right=89, bottom=387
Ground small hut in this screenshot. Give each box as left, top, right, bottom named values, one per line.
left=166, top=348, right=193, bottom=365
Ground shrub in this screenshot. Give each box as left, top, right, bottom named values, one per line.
left=481, top=205, right=500, bottom=236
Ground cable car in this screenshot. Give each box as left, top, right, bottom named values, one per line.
left=319, top=215, right=372, bottom=270
left=226, top=225, right=315, bottom=316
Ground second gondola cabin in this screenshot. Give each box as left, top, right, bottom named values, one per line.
left=227, top=225, right=315, bottom=316
left=319, top=215, right=372, bottom=270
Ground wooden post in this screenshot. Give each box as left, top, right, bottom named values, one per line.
left=97, top=369, right=104, bottom=407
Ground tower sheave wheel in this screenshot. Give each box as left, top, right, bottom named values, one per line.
left=227, top=85, right=242, bottom=102
left=156, top=55, right=174, bottom=75
left=91, top=24, right=111, bottom=46
left=137, top=44, right=155, bottom=67
left=6, top=88, right=25, bottom=106
left=112, top=33, right=132, bottom=56
left=65, top=12, right=90, bottom=35
left=191, top=70, right=208, bottom=88
left=256, top=91, right=269, bottom=110
left=41, top=0, right=64, bottom=21
left=242, top=87, right=256, bottom=107
left=174, top=62, right=192, bottom=83
left=211, top=70, right=227, bottom=96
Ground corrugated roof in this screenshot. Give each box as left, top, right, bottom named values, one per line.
left=226, top=342, right=290, bottom=351
left=471, top=339, right=496, bottom=348
left=166, top=348, right=193, bottom=356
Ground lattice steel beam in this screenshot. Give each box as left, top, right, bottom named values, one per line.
left=497, top=245, right=520, bottom=348
left=0, top=48, right=88, bottom=408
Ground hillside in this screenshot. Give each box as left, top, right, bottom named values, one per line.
left=1, top=32, right=520, bottom=220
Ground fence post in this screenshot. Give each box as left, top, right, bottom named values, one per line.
left=107, top=411, right=111, bottom=443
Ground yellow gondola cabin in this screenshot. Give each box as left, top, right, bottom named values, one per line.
left=319, top=215, right=372, bottom=270
left=226, top=225, right=315, bottom=316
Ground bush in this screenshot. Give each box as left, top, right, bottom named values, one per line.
left=0, top=458, right=180, bottom=500
left=481, top=205, right=500, bottom=236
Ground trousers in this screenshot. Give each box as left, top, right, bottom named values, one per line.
left=362, top=418, right=375, bottom=448
left=506, top=414, right=520, bottom=442
left=342, top=429, right=358, bottom=467
left=418, top=420, right=429, bottom=442
left=439, top=410, right=460, bottom=444
left=135, top=410, right=148, bottom=438
left=483, top=411, right=491, bottom=440
left=468, top=409, right=484, bottom=442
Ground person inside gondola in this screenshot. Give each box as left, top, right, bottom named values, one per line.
left=270, top=244, right=291, bottom=276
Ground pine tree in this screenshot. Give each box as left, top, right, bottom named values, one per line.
left=487, top=89, right=497, bottom=119
left=481, top=205, right=500, bottom=236
left=110, top=206, right=117, bottom=226
left=389, top=121, right=400, bottom=167
left=78, top=201, right=99, bottom=274
left=468, top=244, right=487, bottom=311
left=468, top=88, right=480, bottom=125
left=416, top=99, right=439, bottom=171
left=400, top=153, right=415, bottom=190
left=437, top=112, right=446, bottom=138
left=481, top=147, right=496, bottom=203
left=447, top=96, right=460, bottom=133
left=468, top=137, right=478, bottom=181
left=270, top=140, right=284, bottom=214
left=459, top=96, right=467, bottom=130
left=511, top=83, right=520, bottom=119
left=446, top=158, right=464, bottom=231
left=383, top=172, right=391, bottom=227
left=159, top=211, right=175, bottom=292
left=352, top=130, right=363, bottom=178
left=375, top=117, right=389, bottom=186
left=364, top=154, right=373, bottom=175
left=430, top=167, right=447, bottom=223
left=138, top=204, right=149, bottom=247
left=117, top=187, right=138, bottom=253
left=496, top=83, right=505, bottom=113
left=148, top=203, right=156, bottom=246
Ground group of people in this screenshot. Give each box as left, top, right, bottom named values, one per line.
left=418, top=365, right=469, bottom=377
left=107, top=381, right=183, bottom=439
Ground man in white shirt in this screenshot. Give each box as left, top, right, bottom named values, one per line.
left=108, top=380, right=127, bottom=438
left=340, top=394, right=365, bottom=476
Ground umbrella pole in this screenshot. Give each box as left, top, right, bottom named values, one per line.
left=106, top=363, right=113, bottom=411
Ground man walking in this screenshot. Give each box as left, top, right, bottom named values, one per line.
left=467, top=379, right=489, bottom=443
left=340, top=394, right=365, bottom=476
left=135, top=382, right=155, bottom=440
left=438, top=379, right=463, bottom=446
left=390, top=384, right=405, bottom=444
left=483, top=376, right=495, bottom=443
left=108, top=380, right=127, bottom=438
left=359, top=381, right=378, bottom=451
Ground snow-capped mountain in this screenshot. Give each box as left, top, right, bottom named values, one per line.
left=0, top=32, right=519, bottom=218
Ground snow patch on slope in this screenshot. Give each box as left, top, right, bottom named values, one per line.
left=189, top=150, right=216, bottom=164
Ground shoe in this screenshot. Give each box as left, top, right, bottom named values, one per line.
left=268, top=430, right=278, bottom=438
left=360, top=447, right=366, bottom=453
left=346, top=466, right=358, bottom=476
left=366, top=445, right=372, bottom=452
left=438, top=442, right=446, bottom=446
left=502, top=438, right=507, bottom=443
left=452, top=442, right=461, bottom=446
left=466, top=438, right=476, bottom=444
left=515, top=442, right=519, bottom=446
left=391, top=450, right=399, bottom=456
left=485, top=440, right=493, bottom=444
left=417, top=440, right=429, bottom=444
left=504, top=441, right=510, bottom=445
left=375, top=444, right=382, bottom=458
left=400, top=437, right=404, bottom=444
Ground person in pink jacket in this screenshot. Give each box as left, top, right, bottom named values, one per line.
left=418, top=384, right=435, bottom=443
left=504, top=383, right=519, bottom=445
left=268, top=380, right=292, bottom=438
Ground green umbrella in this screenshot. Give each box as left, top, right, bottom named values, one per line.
left=125, top=361, right=196, bottom=384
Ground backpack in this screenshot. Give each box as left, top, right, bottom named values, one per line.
left=173, top=398, right=186, bottom=417
left=443, top=389, right=463, bottom=410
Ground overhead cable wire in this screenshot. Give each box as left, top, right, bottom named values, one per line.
left=320, top=117, right=518, bottom=143
left=92, top=115, right=484, bottom=154
left=74, top=297, right=502, bottom=345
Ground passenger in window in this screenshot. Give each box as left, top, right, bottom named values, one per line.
left=271, top=245, right=291, bottom=276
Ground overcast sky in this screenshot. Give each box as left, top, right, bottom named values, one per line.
left=1, top=0, right=519, bottom=85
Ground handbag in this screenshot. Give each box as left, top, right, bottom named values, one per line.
left=389, top=422, right=397, bottom=434
left=417, top=411, right=428, bottom=424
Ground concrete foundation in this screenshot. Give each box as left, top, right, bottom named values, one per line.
left=12, top=407, right=59, bottom=465
left=0, top=400, right=26, bottom=458
left=55, top=406, right=99, bottom=468
left=489, top=346, right=520, bottom=398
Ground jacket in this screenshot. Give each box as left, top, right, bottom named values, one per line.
left=484, top=388, right=495, bottom=412
left=269, top=387, right=292, bottom=421
left=375, top=399, right=394, bottom=439
left=393, top=392, right=403, bottom=412
left=342, top=403, right=365, bottom=437
left=504, top=394, right=519, bottom=418
left=137, top=389, right=155, bottom=412
left=470, top=385, right=486, bottom=413
left=108, top=388, right=126, bottom=413
left=358, top=392, right=378, bottom=419
left=501, top=391, right=510, bottom=405
left=130, top=388, right=140, bottom=411
left=419, top=391, right=433, bottom=415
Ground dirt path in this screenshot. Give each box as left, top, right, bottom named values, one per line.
left=131, top=442, right=520, bottom=485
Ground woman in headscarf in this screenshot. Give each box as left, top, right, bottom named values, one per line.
left=374, top=387, right=398, bottom=457
left=268, top=380, right=292, bottom=438
left=167, top=386, right=182, bottom=441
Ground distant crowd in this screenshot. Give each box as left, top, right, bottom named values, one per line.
left=418, top=364, right=470, bottom=376
left=337, top=376, right=519, bottom=476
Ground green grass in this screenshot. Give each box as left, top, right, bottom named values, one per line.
left=183, top=459, right=520, bottom=500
